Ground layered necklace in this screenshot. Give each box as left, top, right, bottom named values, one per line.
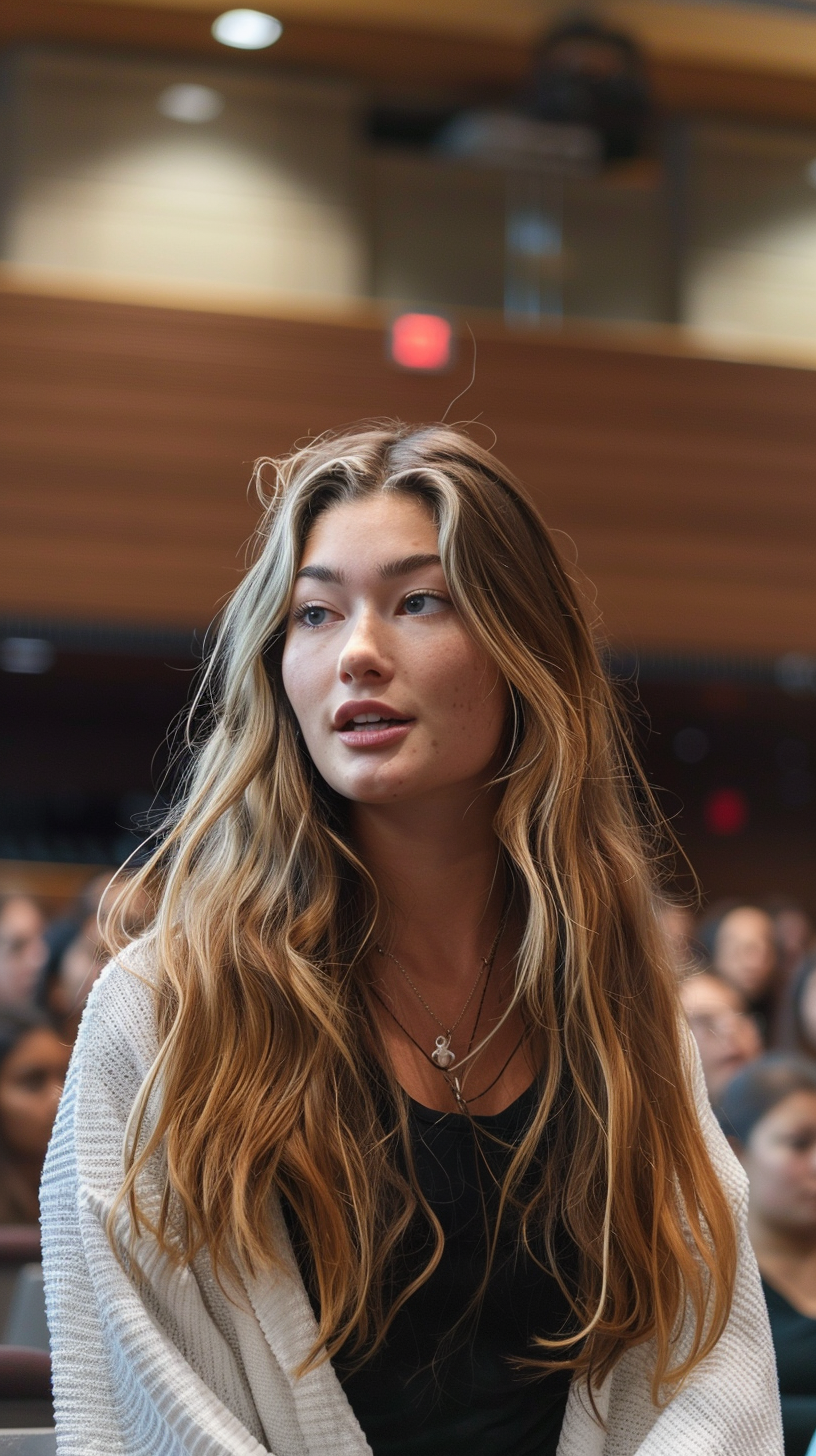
left=375, top=917, right=504, bottom=1070
left=373, top=911, right=526, bottom=1111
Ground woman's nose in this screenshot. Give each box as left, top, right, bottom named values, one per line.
left=338, top=610, right=393, bottom=685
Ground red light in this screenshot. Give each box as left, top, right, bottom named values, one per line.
left=390, top=313, right=452, bottom=371
left=704, top=788, right=749, bottom=836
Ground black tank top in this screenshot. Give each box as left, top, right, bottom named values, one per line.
left=285, top=1079, right=577, bottom=1456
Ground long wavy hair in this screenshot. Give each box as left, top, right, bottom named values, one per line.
left=109, top=422, right=736, bottom=1401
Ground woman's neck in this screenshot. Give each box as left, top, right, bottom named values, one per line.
left=351, top=783, right=535, bottom=1116
left=351, top=783, right=506, bottom=989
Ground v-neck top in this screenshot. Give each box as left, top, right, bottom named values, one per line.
left=287, top=1078, right=578, bottom=1456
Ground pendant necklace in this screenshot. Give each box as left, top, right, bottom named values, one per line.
left=370, top=970, right=527, bottom=1114
left=375, top=913, right=505, bottom=1071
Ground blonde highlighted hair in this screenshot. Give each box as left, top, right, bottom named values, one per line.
left=110, top=422, right=736, bottom=1399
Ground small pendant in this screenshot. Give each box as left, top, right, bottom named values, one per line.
left=432, top=1035, right=456, bottom=1069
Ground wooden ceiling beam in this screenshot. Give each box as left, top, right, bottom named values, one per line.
left=0, top=1, right=526, bottom=102
left=651, top=57, right=816, bottom=128
left=5, top=0, right=816, bottom=123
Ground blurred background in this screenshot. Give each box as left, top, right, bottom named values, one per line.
left=0, top=0, right=815, bottom=919
left=0, top=0, right=816, bottom=1444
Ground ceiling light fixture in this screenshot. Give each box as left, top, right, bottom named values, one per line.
left=212, top=9, right=283, bottom=49
left=157, top=84, right=224, bottom=123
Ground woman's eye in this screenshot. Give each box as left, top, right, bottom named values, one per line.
left=294, top=604, right=335, bottom=629
left=402, top=592, right=446, bottom=617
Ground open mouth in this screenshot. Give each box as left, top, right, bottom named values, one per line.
left=339, top=712, right=411, bottom=733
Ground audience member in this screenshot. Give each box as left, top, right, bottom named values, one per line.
left=0, top=895, right=48, bottom=1010
left=765, top=899, right=815, bottom=985
left=0, top=1009, right=70, bottom=1224
left=50, top=912, right=106, bottom=1044
left=656, top=898, right=703, bottom=977
left=787, top=955, right=816, bottom=1061
left=701, top=903, right=779, bottom=1030
left=719, top=1055, right=816, bottom=1456
left=679, top=970, right=762, bottom=1102
left=38, top=872, right=151, bottom=1041
left=37, top=871, right=113, bottom=1015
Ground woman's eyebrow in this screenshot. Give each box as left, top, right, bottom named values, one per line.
left=294, top=565, right=346, bottom=583
left=378, top=553, right=442, bottom=580
left=295, top=554, right=441, bottom=584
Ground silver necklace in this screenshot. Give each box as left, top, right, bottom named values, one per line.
left=376, top=916, right=505, bottom=1070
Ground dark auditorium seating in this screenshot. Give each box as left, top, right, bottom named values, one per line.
left=0, top=1351, right=50, bottom=1403
left=0, top=1233, right=40, bottom=1346
left=0, top=1349, right=52, bottom=1432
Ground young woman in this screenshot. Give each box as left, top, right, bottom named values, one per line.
left=0, top=895, right=48, bottom=1010
left=679, top=969, right=762, bottom=1104
left=41, top=424, right=781, bottom=1455
left=0, top=1008, right=69, bottom=1224
left=719, top=1055, right=816, bottom=1456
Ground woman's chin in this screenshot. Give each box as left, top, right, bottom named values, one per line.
left=335, top=776, right=422, bottom=806
left=327, top=762, right=442, bottom=806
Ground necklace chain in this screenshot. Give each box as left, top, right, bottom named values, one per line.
left=375, top=914, right=505, bottom=1070
left=370, top=982, right=527, bottom=1112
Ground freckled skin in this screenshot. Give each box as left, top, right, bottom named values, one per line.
left=281, top=496, right=508, bottom=808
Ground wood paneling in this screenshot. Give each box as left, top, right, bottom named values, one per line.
left=7, top=51, right=368, bottom=299
left=0, top=286, right=815, bottom=657
left=7, top=1, right=816, bottom=124
left=0, top=859, right=111, bottom=914
left=0, top=3, right=526, bottom=101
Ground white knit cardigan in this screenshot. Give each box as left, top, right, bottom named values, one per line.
left=41, top=947, right=783, bottom=1456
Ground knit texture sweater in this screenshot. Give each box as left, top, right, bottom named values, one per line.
left=41, top=944, right=784, bottom=1456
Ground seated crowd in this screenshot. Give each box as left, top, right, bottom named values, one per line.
left=0, top=878, right=149, bottom=1226
left=0, top=883, right=813, bottom=1451
left=669, top=897, right=816, bottom=1456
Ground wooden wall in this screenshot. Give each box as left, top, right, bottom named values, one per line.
left=10, top=1, right=816, bottom=129
left=1, top=285, right=815, bottom=657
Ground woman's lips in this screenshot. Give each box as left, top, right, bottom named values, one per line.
left=335, top=715, right=415, bottom=749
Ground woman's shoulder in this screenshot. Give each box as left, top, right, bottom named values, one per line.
left=72, top=934, right=162, bottom=1095
left=44, top=936, right=165, bottom=1200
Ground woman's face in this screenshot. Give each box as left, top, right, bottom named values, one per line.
left=679, top=973, right=762, bottom=1103
left=0, top=897, right=48, bottom=1005
left=742, top=1090, right=816, bottom=1235
left=282, top=494, right=509, bottom=808
left=714, top=907, right=777, bottom=1002
left=0, top=1028, right=70, bottom=1163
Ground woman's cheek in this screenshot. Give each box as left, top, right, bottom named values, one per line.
left=281, top=649, right=320, bottom=732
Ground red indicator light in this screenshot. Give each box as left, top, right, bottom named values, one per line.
left=704, top=787, right=749, bottom=836
left=390, top=313, right=452, bottom=371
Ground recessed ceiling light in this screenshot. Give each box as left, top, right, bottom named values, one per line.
left=157, top=84, right=224, bottom=123
left=212, top=9, right=283, bottom=49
